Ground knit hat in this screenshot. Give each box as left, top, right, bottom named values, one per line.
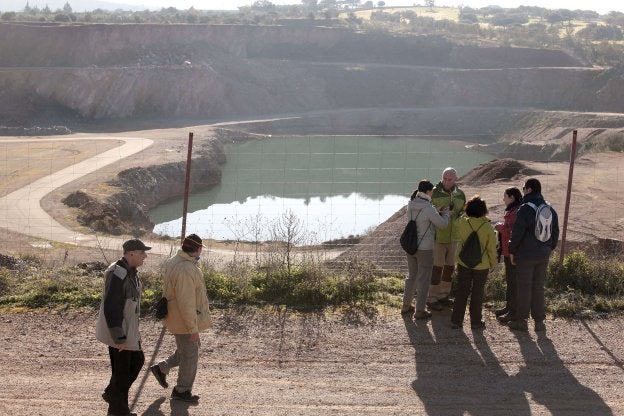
left=182, top=234, right=204, bottom=251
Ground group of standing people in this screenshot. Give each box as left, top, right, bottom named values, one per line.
left=95, top=234, right=211, bottom=416
left=402, top=168, right=560, bottom=333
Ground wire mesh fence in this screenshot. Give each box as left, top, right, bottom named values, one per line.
left=0, top=132, right=622, bottom=272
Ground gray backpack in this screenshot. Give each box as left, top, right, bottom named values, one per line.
left=526, top=202, right=553, bottom=243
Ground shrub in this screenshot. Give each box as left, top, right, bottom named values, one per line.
left=140, top=270, right=163, bottom=312
left=201, top=259, right=391, bottom=311
left=485, top=265, right=506, bottom=302
left=1, top=267, right=102, bottom=308
left=0, top=267, right=12, bottom=296
left=1, top=249, right=621, bottom=317
left=251, top=266, right=332, bottom=310
left=546, top=287, right=587, bottom=317
left=205, top=271, right=253, bottom=305
left=548, top=251, right=624, bottom=297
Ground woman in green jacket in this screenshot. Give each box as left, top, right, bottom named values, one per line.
left=450, top=195, right=497, bottom=330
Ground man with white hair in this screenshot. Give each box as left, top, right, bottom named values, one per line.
left=427, top=167, right=466, bottom=311
left=96, top=238, right=151, bottom=416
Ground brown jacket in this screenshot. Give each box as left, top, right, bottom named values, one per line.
left=162, top=250, right=211, bottom=334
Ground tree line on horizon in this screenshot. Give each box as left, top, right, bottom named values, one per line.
left=2, top=1, right=624, bottom=66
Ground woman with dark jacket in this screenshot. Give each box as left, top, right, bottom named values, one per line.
left=402, top=180, right=450, bottom=319
left=494, top=187, right=522, bottom=323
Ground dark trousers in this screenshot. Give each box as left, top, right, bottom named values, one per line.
left=515, top=258, right=548, bottom=322
left=503, top=256, right=519, bottom=317
left=451, top=265, right=489, bottom=325
left=105, top=346, right=145, bottom=416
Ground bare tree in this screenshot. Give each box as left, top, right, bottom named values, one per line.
left=271, top=210, right=305, bottom=274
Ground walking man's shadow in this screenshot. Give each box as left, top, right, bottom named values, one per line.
left=404, top=314, right=531, bottom=415
left=141, top=396, right=199, bottom=416
left=513, top=331, right=613, bottom=415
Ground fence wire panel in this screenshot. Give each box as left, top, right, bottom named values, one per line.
left=0, top=134, right=622, bottom=272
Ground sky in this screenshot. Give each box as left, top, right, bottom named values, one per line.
left=123, top=0, right=624, bottom=14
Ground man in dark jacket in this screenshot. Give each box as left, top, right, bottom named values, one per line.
left=508, top=178, right=559, bottom=332
left=96, top=239, right=151, bottom=416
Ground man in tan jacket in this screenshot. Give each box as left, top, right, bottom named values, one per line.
left=150, top=234, right=211, bottom=403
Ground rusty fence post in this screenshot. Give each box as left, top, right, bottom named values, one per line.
left=181, top=132, right=194, bottom=242
left=559, top=130, right=577, bottom=263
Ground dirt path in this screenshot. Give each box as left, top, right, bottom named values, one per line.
left=0, top=136, right=153, bottom=247
left=0, top=309, right=622, bottom=415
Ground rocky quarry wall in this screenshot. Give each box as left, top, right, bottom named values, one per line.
left=2, top=22, right=624, bottom=130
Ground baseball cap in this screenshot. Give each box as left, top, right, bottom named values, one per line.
left=122, top=239, right=152, bottom=252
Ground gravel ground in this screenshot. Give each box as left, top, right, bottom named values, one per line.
left=1, top=307, right=623, bottom=415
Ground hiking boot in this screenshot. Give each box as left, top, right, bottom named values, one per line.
left=495, top=307, right=509, bottom=317
left=102, top=391, right=111, bottom=403
left=171, top=389, right=199, bottom=403
left=400, top=305, right=415, bottom=315
left=414, top=310, right=432, bottom=320
left=426, top=301, right=443, bottom=311
left=150, top=365, right=168, bottom=388
left=497, top=313, right=515, bottom=324
left=508, top=319, right=528, bottom=331
left=534, top=321, right=546, bottom=332
left=471, top=320, right=486, bottom=330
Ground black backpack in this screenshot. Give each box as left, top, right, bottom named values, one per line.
left=400, top=209, right=423, bottom=255
left=459, top=221, right=486, bottom=268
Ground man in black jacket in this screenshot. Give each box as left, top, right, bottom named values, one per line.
left=96, top=239, right=151, bottom=416
left=508, top=178, right=559, bottom=332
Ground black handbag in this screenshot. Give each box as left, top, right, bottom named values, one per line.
left=153, top=297, right=168, bottom=319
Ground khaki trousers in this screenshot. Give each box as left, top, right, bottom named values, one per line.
left=158, top=333, right=200, bottom=393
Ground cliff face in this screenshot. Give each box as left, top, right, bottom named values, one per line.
left=2, top=22, right=623, bottom=130
left=0, top=23, right=583, bottom=68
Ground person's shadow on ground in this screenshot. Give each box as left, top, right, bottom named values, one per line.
left=404, top=313, right=531, bottom=416
left=141, top=397, right=166, bottom=416
left=512, top=331, right=613, bottom=415
left=140, top=396, right=199, bottom=416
